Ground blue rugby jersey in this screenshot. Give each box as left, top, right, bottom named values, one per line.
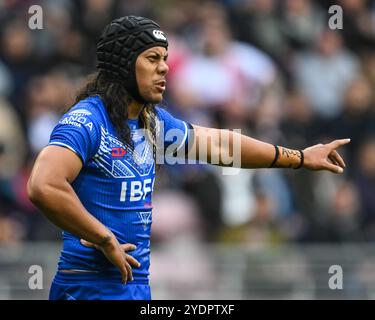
left=48, top=95, right=191, bottom=283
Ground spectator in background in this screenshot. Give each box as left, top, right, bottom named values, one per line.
left=218, top=191, right=288, bottom=245
left=0, top=214, right=25, bottom=243
left=178, top=165, right=223, bottom=242
left=0, top=20, right=36, bottom=119
left=325, top=75, right=375, bottom=172
left=230, top=0, right=287, bottom=62
left=355, top=138, right=375, bottom=240
left=0, top=98, right=26, bottom=180
left=79, top=0, right=117, bottom=40
left=294, top=29, right=360, bottom=119
left=151, top=189, right=215, bottom=299
left=170, top=2, right=276, bottom=129
left=0, top=98, right=28, bottom=244
left=339, top=0, right=375, bottom=54
left=26, top=71, right=75, bottom=155
left=280, top=0, right=326, bottom=51
left=0, top=60, right=12, bottom=98
left=280, top=88, right=321, bottom=148
left=361, top=52, right=375, bottom=94
left=323, top=180, right=364, bottom=242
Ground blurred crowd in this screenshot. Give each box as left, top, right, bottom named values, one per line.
left=0, top=0, right=375, bottom=247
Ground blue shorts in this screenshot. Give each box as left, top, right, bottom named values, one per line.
left=49, top=271, right=151, bottom=300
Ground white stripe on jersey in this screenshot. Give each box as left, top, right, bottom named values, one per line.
left=48, top=142, right=79, bottom=155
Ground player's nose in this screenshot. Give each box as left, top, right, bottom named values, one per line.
left=157, top=60, right=169, bottom=76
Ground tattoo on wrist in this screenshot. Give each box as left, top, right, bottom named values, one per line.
left=271, top=146, right=304, bottom=169
left=281, top=147, right=300, bottom=159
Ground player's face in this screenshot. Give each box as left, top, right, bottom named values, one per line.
left=135, top=46, right=169, bottom=104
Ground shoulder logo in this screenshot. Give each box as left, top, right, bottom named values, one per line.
left=69, top=109, right=92, bottom=116
left=152, top=30, right=167, bottom=41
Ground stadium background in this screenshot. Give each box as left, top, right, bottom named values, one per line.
left=1, top=0, right=375, bottom=299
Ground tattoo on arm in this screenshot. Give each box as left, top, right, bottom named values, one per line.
left=274, top=146, right=303, bottom=169
left=281, top=147, right=301, bottom=159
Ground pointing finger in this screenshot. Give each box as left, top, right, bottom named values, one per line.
left=329, top=138, right=351, bottom=150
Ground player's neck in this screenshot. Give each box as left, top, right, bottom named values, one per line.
left=128, top=100, right=144, bottom=120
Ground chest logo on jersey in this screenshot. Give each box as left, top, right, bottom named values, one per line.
left=93, top=126, right=155, bottom=179
left=112, top=147, right=126, bottom=157
left=120, top=178, right=154, bottom=202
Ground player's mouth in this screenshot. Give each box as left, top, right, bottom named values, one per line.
left=154, top=79, right=166, bottom=92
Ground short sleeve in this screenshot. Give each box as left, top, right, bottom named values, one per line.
left=48, top=101, right=102, bottom=165
left=155, top=107, right=193, bottom=156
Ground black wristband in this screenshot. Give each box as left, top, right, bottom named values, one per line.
left=269, top=145, right=279, bottom=168
left=294, top=149, right=304, bottom=169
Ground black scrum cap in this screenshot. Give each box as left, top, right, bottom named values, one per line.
left=97, top=16, right=168, bottom=103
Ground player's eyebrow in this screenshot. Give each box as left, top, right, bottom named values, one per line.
left=147, top=50, right=168, bottom=60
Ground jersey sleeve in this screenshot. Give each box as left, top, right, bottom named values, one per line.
left=48, top=102, right=102, bottom=165
left=155, top=107, right=194, bottom=156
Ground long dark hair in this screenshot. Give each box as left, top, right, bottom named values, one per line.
left=68, top=71, right=159, bottom=155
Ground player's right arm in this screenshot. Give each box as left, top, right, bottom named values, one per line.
left=27, top=145, right=112, bottom=244
left=27, top=145, right=140, bottom=284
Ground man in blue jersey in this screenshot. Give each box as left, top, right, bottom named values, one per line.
left=27, top=16, right=349, bottom=300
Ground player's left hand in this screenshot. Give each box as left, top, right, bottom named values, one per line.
left=303, top=138, right=350, bottom=174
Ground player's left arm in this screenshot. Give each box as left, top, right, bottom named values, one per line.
left=189, top=124, right=350, bottom=173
